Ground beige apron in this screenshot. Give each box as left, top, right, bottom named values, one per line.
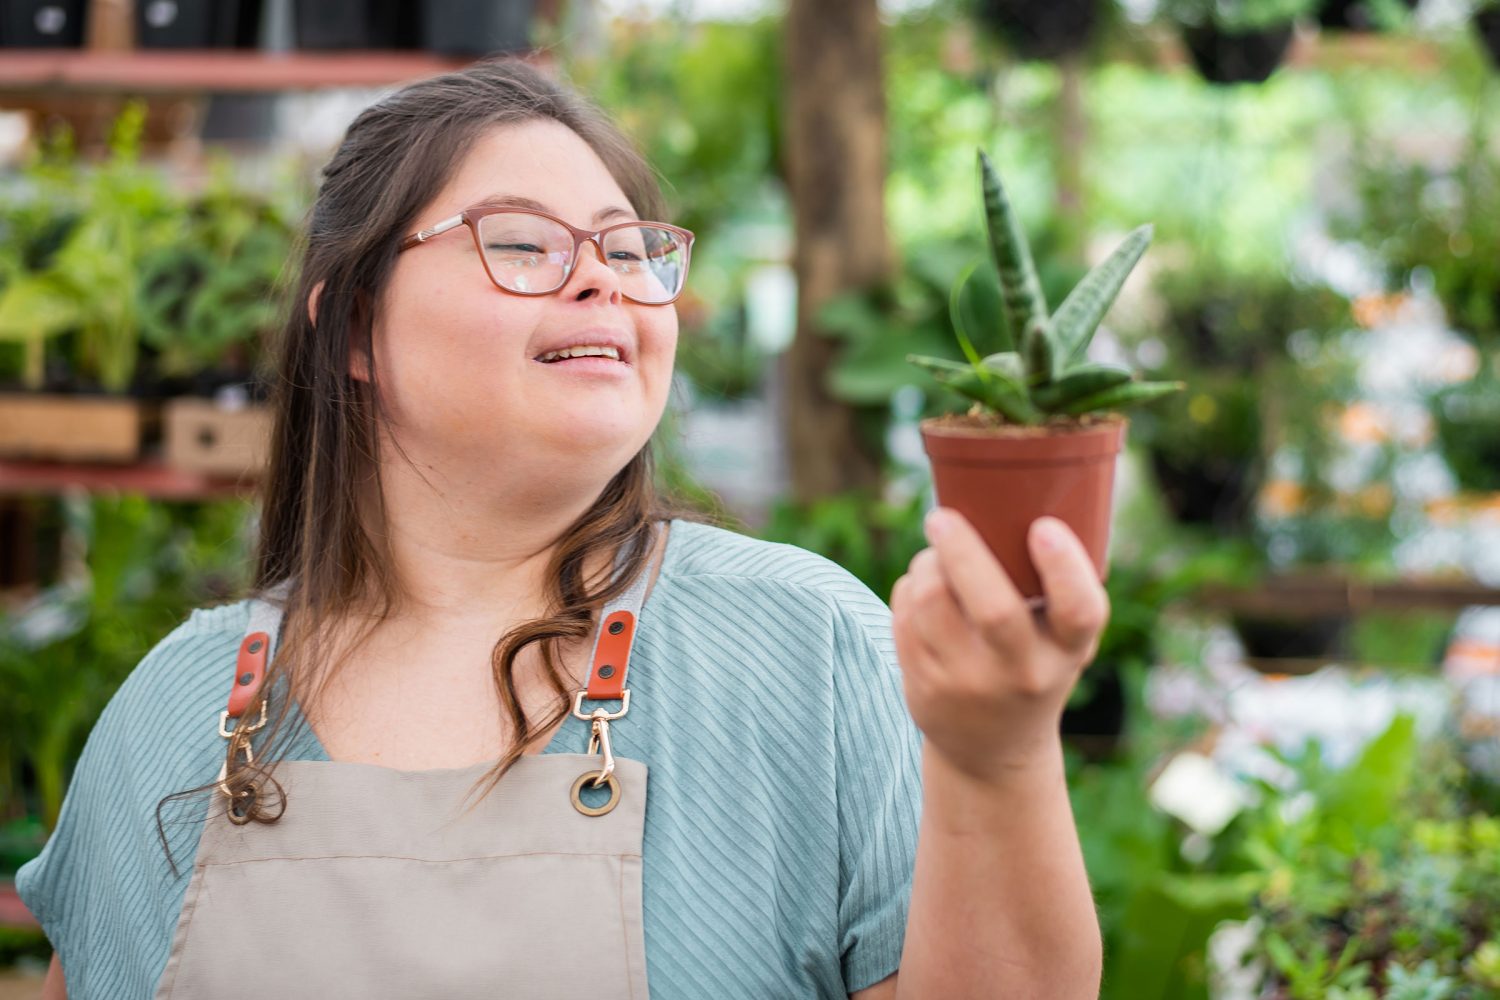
left=153, top=526, right=663, bottom=999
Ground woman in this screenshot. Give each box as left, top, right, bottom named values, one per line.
left=21, top=58, right=1107, bottom=999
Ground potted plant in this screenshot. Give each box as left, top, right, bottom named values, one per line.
left=139, top=172, right=293, bottom=479
left=906, top=149, right=1183, bottom=599
left=1163, top=0, right=1318, bottom=85
left=1315, top=0, right=1415, bottom=32
left=0, top=106, right=175, bottom=464
left=1337, top=135, right=1500, bottom=497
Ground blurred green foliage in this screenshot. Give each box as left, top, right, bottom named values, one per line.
left=0, top=103, right=299, bottom=395
left=0, top=497, right=253, bottom=832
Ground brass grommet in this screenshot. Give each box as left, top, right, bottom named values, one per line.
left=570, top=770, right=621, bottom=817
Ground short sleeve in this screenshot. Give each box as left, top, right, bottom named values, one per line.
left=829, top=582, right=924, bottom=993
left=16, top=664, right=134, bottom=989
left=15, top=610, right=242, bottom=998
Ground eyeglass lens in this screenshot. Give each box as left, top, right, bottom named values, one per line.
left=476, top=213, right=688, bottom=303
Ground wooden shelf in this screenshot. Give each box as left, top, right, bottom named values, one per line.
left=0, top=459, right=253, bottom=499
left=1193, top=574, right=1500, bottom=618
left=0, top=50, right=486, bottom=94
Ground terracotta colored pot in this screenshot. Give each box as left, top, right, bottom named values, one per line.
left=920, top=414, right=1127, bottom=599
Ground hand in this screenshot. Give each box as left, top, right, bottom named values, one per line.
left=890, top=508, right=1110, bottom=784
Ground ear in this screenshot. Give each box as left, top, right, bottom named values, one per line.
left=310, top=279, right=372, bottom=383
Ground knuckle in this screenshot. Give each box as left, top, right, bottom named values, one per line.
left=974, top=599, right=1024, bottom=639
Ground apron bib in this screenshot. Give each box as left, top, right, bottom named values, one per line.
left=153, top=525, right=664, bottom=999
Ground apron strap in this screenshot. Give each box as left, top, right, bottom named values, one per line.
left=582, top=520, right=664, bottom=703
left=225, top=523, right=667, bottom=716
left=227, top=578, right=291, bottom=720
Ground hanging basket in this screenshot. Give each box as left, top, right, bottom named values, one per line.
left=1316, top=0, right=1417, bottom=32
left=1477, top=6, right=1500, bottom=70
left=974, top=0, right=1100, bottom=60
left=1181, top=23, right=1295, bottom=85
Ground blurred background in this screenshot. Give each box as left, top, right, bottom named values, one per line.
left=1, top=0, right=1499, bottom=995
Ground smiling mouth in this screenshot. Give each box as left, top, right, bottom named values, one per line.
left=534, top=346, right=625, bottom=364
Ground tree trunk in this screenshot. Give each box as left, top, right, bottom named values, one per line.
left=781, top=0, right=892, bottom=503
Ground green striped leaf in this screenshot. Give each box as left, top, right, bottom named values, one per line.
left=1051, top=224, right=1153, bottom=366
left=1059, top=379, right=1184, bottom=417
left=1021, top=317, right=1054, bottom=382
left=978, top=149, right=1048, bottom=346
left=1032, top=364, right=1134, bottom=412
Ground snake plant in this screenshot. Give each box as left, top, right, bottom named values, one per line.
left=908, top=149, right=1183, bottom=426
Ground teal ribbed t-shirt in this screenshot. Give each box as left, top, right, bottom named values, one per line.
left=18, top=518, right=924, bottom=999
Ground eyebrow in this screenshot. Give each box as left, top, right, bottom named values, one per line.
left=473, top=195, right=638, bottom=225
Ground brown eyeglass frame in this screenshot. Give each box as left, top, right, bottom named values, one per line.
left=398, top=205, right=696, bottom=306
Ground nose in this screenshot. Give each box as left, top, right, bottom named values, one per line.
left=561, top=237, right=624, bottom=303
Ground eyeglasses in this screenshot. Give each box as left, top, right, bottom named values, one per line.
left=399, top=205, right=695, bottom=306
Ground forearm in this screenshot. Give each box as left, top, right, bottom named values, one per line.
left=896, top=743, right=1102, bottom=999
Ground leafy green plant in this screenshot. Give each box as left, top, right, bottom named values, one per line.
left=0, top=103, right=178, bottom=394
left=136, top=160, right=295, bottom=387
left=0, top=496, right=253, bottom=831
left=905, top=150, right=1182, bottom=426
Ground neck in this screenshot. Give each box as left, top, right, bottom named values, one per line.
left=353, top=452, right=625, bottom=636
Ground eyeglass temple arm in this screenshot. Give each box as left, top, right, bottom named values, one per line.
left=400, top=215, right=465, bottom=251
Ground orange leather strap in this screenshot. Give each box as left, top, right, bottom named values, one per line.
left=585, top=610, right=635, bottom=700
left=227, top=631, right=270, bottom=718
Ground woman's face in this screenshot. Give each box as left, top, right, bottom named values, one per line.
left=366, top=119, right=678, bottom=490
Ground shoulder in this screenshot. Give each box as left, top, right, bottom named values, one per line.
left=664, top=518, right=890, bottom=626
left=108, top=601, right=253, bottom=723
left=87, top=599, right=256, bottom=766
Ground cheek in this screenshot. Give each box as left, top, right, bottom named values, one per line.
left=370, top=268, right=537, bottom=417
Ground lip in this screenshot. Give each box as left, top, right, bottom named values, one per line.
left=531, top=328, right=634, bottom=365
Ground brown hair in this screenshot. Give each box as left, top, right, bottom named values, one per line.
left=157, top=56, right=717, bottom=863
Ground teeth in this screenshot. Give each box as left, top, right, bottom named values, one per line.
left=537, top=344, right=622, bottom=363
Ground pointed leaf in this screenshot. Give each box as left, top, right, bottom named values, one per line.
left=0, top=274, right=83, bottom=342
left=947, top=260, right=988, bottom=367
left=1032, top=364, right=1134, bottom=412
left=978, top=149, right=1047, bottom=345
left=907, top=353, right=1041, bottom=425
left=1052, top=225, right=1153, bottom=365
left=979, top=351, right=1025, bottom=381
left=906, top=354, right=976, bottom=378
left=1060, top=379, right=1184, bottom=417
left=1021, top=317, right=1054, bottom=382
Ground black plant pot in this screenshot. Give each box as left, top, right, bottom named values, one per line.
left=0, top=0, right=87, bottom=46
left=1060, top=660, right=1126, bottom=760
left=1433, top=375, right=1500, bottom=493
left=420, top=0, right=532, bottom=56
left=1149, top=449, right=1259, bottom=531
left=1182, top=23, right=1294, bottom=85
left=1317, top=0, right=1416, bottom=31
left=294, top=0, right=403, bottom=49
left=135, top=0, right=219, bottom=47
left=1232, top=612, right=1350, bottom=662
left=1477, top=6, right=1500, bottom=69
left=974, top=0, right=1099, bottom=60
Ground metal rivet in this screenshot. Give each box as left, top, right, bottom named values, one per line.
left=608, top=621, right=625, bottom=635
left=597, top=665, right=615, bottom=679
left=238, top=672, right=255, bottom=686
left=247, top=639, right=263, bottom=654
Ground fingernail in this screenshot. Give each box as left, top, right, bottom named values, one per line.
left=924, top=507, right=952, bottom=542
left=1032, top=517, right=1063, bottom=551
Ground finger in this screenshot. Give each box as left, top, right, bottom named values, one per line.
left=923, top=507, right=1032, bottom=654
left=891, top=571, right=943, bottom=676
left=899, top=549, right=971, bottom=657
left=1028, top=516, right=1110, bottom=654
